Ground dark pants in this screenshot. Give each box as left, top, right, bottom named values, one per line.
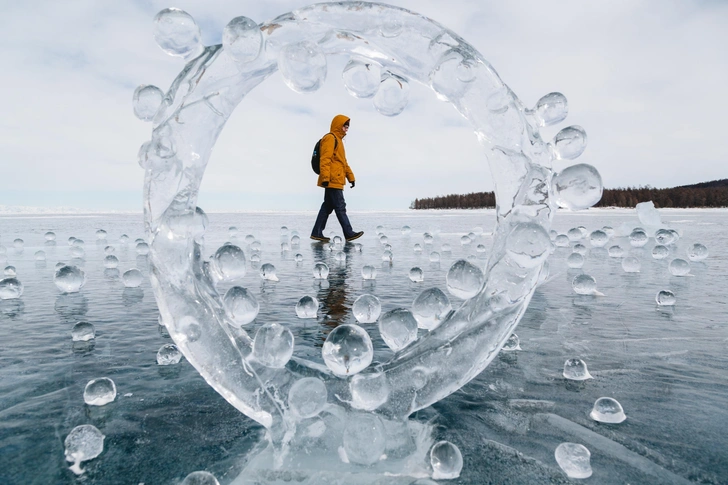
left=312, top=188, right=354, bottom=238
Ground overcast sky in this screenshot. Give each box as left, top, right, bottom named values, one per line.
left=2, top=0, right=726, bottom=212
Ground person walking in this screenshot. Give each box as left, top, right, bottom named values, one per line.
left=310, top=114, right=364, bottom=243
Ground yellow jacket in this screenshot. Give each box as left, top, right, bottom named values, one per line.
left=317, top=114, right=355, bottom=190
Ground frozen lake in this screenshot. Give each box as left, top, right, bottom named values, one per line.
left=0, top=208, right=726, bottom=484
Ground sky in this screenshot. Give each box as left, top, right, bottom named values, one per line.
left=1, top=0, right=727, bottom=212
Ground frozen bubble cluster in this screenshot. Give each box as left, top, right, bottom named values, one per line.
left=563, top=358, right=592, bottom=380
left=352, top=294, right=382, bottom=324
left=157, top=343, right=183, bottom=365
left=54, top=265, right=86, bottom=293
left=322, top=324, right=373, bottom=376
left=295, top=295, right=318, bottom=319
left=64, top=424, right=105, bottom=475
left=72, top=322, right=95, bottom=342
left=590, top=397, right=626, bottom=423
left=83, top=377, right=117, bottom=406
left=430, top=440, right=463, bottom=479
left=554, top=442, right=592, bottom=479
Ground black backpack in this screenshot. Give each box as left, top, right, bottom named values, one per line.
left=311, top=133, right=337, bottom=175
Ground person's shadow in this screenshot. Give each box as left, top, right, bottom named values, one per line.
left=311, top=243, right=355, bottom=342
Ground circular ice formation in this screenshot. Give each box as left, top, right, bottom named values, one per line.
left=655, top=228, right=676, bottom=245
left=223, top=16, right=262, bottom=63
left=103, top=255, right=119, bottom=269
left=554, top=442, right=592, bottom=479
left=84, top=377, right=116, bottom=406
left=506, top=223, right=551, bottom=268
left=45, top=231, right=56, bottom=241
left=259, top=263, right=279, bottom=281
left=333, top=251, right=346, bottom=262
left=212, top=244, right=247, bottom=282
left=322, top=324, right=373, bottom=377
left=223, top=286, right=259, bottom=326
left=590, top=397, right=626, bottom=423
left=295, top=295, right=319, bottom=319
left=652, top=245, right=669, bottom=259
left=446, top=259, right=484, bottom=299
left=532, top=92, right=568, bottom=126
left=343, top=414, right=385, bottom=465
left=413, top=243, right=423, bottom=253
left=655, top=290, right=676, bottom=306
left=552, top=164, right=603, bottom=210
left=71, top=246, right=85, bottom=259
left=157, top=343, right=183, bottom=365
left=430, top=440, right=463, bottom=480
left=621, top=256, right=641, bottom=273
left=34, top=250, right=46, bottom=261
left=350, top=372, right=389, bottom=411
left=381, top=250, right=393, bottom=262
left=629, top=229, right=648, bottom=248
left=608, top=245, right=624, bottom=258
left=378, top=308, right=418, bottom=352
left=181, top=471, right=220, bottom=485
left=401, top=225, right=411, bottom=235
left=563, top=358, right=592, bottom=380
left=589, top=229, right=608, bottom=247
left=409, top=267, right=424, bottom=283
left=373, top=71, right=410, bottom=116
left=54, top=265, right=86, bottom=293
left=252, top=323, right=294, bottom=368
left=72, top=321, right=95, bottom=342
left=412, top=287, right=452, bottom=330
left=501, top=333, right=521, bottom=351
left=64, top=424, right=105, bottom=475
left=687, top=243, right=708, bottom=261
left=554, top=234, right=570, bottom=247
left=312, top=262, right=329, bottom=279
left=361, top=265, right=377, bottom=280
left=459, top=235, right=471, bottom=246
left=279, top=41, right=327, bottom=93
left=343, top=59, right=381, bottom=98
left=552, top=125, right=587, bottom=160
left=566, top=252, right=584, bottom=269
left=352, top=294, right=382, bottom=324
left=294, top=253, right=303, bottom=262
left=3, top=266, right=15, bottom=276
left=13, top=238, right=24, bottom=249
left=0, top=278, right=23, bottom=300
left=153, top=8, right=202, bottom=58
left=288, top=377, right=327, bottom=419
left=133, top=85, right=164, bottom=121
left=572, top=274, right=597, bottom=295
left=136, top=241, right=150, bottom=255
left=572, top=243, right=587, bottom=255
left=123, top=268, right=144, bottom=288
left=669, top=258, right=690, bottom=276
left=428, top=251, right=440, bottom=263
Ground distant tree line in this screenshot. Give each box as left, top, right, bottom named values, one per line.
left=410, top=179, right=728, bottom=209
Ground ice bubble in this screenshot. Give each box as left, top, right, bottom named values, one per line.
left=373, top=71, right=410, bottom=116
left=567, top=253, right=584, bottom=269
left=288, top=377, right=327, bottom=419
left=655, top=228, right=677, bottom=245
left=223, top=16, right=262, bottom=63
left=412, top=287, right=452, bottom=330
left=71, top=321, right=95, bottom=342
left=3, top=266, right=15, bottom=276
left=382, top=250, right=393, bottom=262
left=532, top=92, right=568, bottom=126
left=250, top=240, right=262, bottom=252
left=476, top=244, right=486, bottom=253
left=352, top=294, right=382, bottom=324
left=446, top=259, right=484, bottom=299
left=279, top=41, right=327, bottom=93
left=334, top=251, right=346, bottom=262
left=413, top=243, right=423, bottom=253
left=64, top=424, right=104, bottom=475
left=621, top=256, right=641, bottom=273
left=259, top=263, right=279, bottom=281
left=567, top=228, right=582, bottom=241
left=424, top=233, right=434, bottom=245
left=313, top=262, right=329, bottom=279
left=430, top=440, right=463, bottom=480
left=153, top=8, right=202, bottom=59
left=501, top=333, right=521, bottom=351
left=67, top=237, right=77, bottom=246
left=552, top=163, right=603, bottom=210
left=652, top=245, right=669, bottom=259
left=552, top=125, right=587, bottom=160
left=669, top=258, right=690, bottom=276
left=383, top=244, right=393, bottom=252
left=281, top=242, right=290, bottom=252
left=223, top=286, right=259, bottom=326
left=460, top=235, right=471, bottom=246
left=123, top=269, right=144, bottom=288
left=554, top=234, right=570, bottom=247
left=506, top=223, right=551, bottom=268
left=252, top=323, right=294, bottom=368
left=12, top=238, right=24, bottom=249
left=589, top=229, right=609, bottom=247
left=119, top=234, right=129, bottom=244
left=401, top=225, right=411, bottom=235
left=608, top=245, right=624, bottom=258
left=376, top=225, right=385, bottom=235
left=54, top=265, right=86, bottom=293
left=361, top=265, right=377, bottom=280
left=353, top=243, right=363, bottom=252
left=83, top=377, right=116, bottom=406
left=295, top=295, right=319, bottom=319
left=94, top=229, right=107, bottom=240
left=55, top=262, right=66, bottom=270
left=656, top=290, right=676, bottom=306
left=343, top=414, right=385, bottom=465
left=45, top=231, right=56, bottom=241
left=244, top=234, right=255, bottom=244
left=629, top=229, right=648, bottom=247
left=135, top=241, right=150, bottom=255
left=555, top=442, right=592, bottom=479
left=71, top=246, right=85, bottom=259
left=350, top=372, right=389, bottom=411
left=602, top=226, right=615, bottom=237
left=409, top=267, right=424, bottom=283
left=429, top=251, right=440, bottom=263
left=294, top=253, right=303, bottom=262
left=342, top=59, right=381, bottom=98
left=590, top=396, right=626, bottom=423
left=157, top=343, right=182, bottom=365
left=322, top=324, right=373, bottom=376
left=0, top=278, right=23, bottom=300
left=212, top=244, right=247, bottom=282
left=572, top=274, right=598, bottom=295
left=250, top=253, right=261, bottom=263
left=572, top=243, right=587, bottom=255
left=563, top=358, right=592, bottom=380
left=280, top=226, right=289, bottom=236
left=104, top=246, right=115, bottom=255
left=379, top=235, right=389, bottom=245
left=181, top=471, right=220, bottom=485
left=103, top=255, right=119, bottom=269
left=687, top=243, right=708, bottom=261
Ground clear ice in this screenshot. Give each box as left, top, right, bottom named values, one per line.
left=501, top=333, right=521, bottom=351
left=629, top=229, right=648, bottom=247
left=621, top=256, right=641, bottom=273
left=590, top=396, right=627, bottom=423
left=295, top=295, right=319, bottom=319
left=181, top=470, right=220, bottom=485
left=312, top=262, right=329, bottom=279
left=652, top=245, right=669, bottom=259
left=566, top=253, right=584, bottom=269
left=635, top=200, right=663, bottom=229
left=430, top=440, right=463, bottom=479
left=554, top=442, right=592, bottom=479
left=122, top=268, right=144, bottom=288
left=83, top=377, right=117, bottom=406
left=252, top=323, right=294, bottom=368
left=572, top=274, right=598, bottom=295
left=352, top=294, right=382, bottom=324
left=655, top=290, right=676, bottom=306
left=0, top=277, right=23, bottom=300
left=563, top=358, right=592, bottom=380
left=64, top=424, right=105, bottom=475
left=445, top=259, right=484, bottom=299
left=223, top=286, right=259, bottom=326
left=288, top=377, right=327, bottom=418
left=360, top=265, right=377, bottom=280
left=378, top=308, right=418, bottom=352
left=669, top=258, right=691, bottom=276
left=71, top=321, right=95, bottom=342
left=54, top=265, right=86, bottom=293
left=412, top=287, right=452, bottom=330
left=157, top=343, right=183, bottom=365
left=687, top=243, right=708, bottom=261
left=322, top=324, right=373, bottom=376
left=259, top=263, right=279, bottom=281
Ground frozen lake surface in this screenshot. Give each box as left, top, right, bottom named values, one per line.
left=0, top=209, right=726, bottom=484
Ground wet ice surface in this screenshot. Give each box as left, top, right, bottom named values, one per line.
left=0, top=209, right=727, bottom=483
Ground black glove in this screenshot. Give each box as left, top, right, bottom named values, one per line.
left=350, top=181, right=356, bottom=188
left=321, top=181, right=329, bottom=187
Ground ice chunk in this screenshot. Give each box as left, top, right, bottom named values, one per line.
left=590, top=397, right=626, bottom=423
left=211, top=244, right=246, bottom=282
left=84, top=377, right=116, bottom=406
left=342, top=414, right=385, bottom=465
left=567, top=253, right=584, bottom=269
left=563, top=358, right=592, bottom=380
left=378, top=308, right=418, bottom=352
left=295, top=296, right=318, bottom=319
left=153, top=8, right=202, bottom=59
left=655, top=228, right=677, bottom=245
left=652, top=245, right=669, bottom=259
left=629, top=229, right=648, bottom=247
left=373, top=71, right=410, bottom=116
left=412, top=287, right=452, bottom=330
left=608, top=245, right=624, bottom=258
left=54, top=265, right=86, bottom=293
left=279, top=41, right=327, bottom=93
left=352, top=294, right=381, bottom=324
left=64, top=424, right=105, bottom=475
left=554, top=234, right=570, bottom=247
left=589, top=229, right=608, bottom=247
left=288, top=377, right=327, bottom=419
left=636, top=201, right=662, bottom=228
left=446, top=259, right=485, bottom=299
left=506, top=223, right=551, bottom=268
left=104, top=255, right=119, bottom=268
left=554, top=442, right=592, bottom=479
left=157, top=343, right=182, bottom=365
left=343, top=60, right=380, bottom=98
left=252, top=323, right=293, bottom=368
left=322, top=324, right=373, bottom=376
left=572, top=274, right=599, bottom=295
left=501, top=333, right=521, bottom=351
left=430, top=440, right=463, bottom=479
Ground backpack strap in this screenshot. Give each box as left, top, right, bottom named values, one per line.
left=324, top=132, right=338, bottom=152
